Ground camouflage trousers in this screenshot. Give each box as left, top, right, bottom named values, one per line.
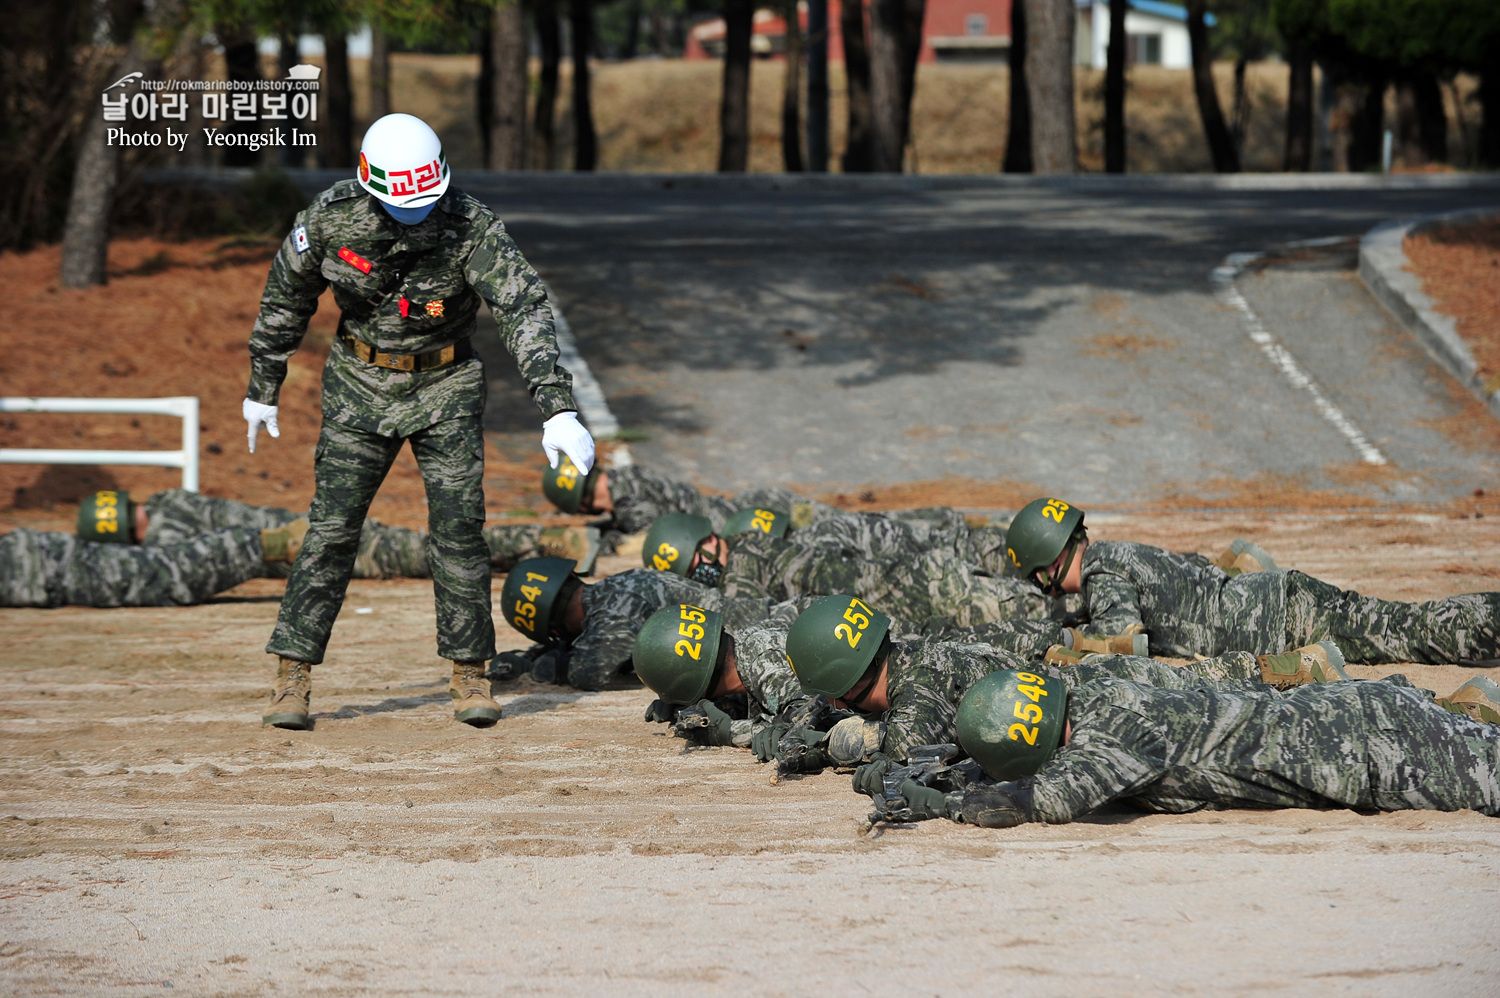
left=0, top=526, right=263, bottom=608
left=1364, top=683, right=1500, bottom=814
left=351, top=519, right=554, bottom=579
left=267, top=416, right=495, bottom=664
left=1285, top=571, right=1500, bottom=665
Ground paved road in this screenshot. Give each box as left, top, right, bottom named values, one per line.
left=445, top=173, right=1500, bottom=507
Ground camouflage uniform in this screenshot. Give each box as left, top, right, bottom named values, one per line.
left=877, top=639, right=1264, bottom=762
left=722, top=512, right=1052, bottom=627
left=0, top=527, right=264, bottom=608
left=1014, top=678, right=1500, bottom=822
left=1082, top=540, right=1500, bottom=663
left=248, top=180, right=576, bottom=665
left=603, top=466, right=831, bottom=536
left=144, top=489, right=567, bottom=581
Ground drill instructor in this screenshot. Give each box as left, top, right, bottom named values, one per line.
left=243, top=113, right=594, bottom=731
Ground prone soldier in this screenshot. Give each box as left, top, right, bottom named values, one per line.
left=76, top=488, right=600, bottom=579
left=1005, top=496, right=1500, bottom=666
left=243, top=113, right=595, bottom=730
left=870, top=668, right=1500, bottom=828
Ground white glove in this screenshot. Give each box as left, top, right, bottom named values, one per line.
left=243, top=398, right=280, bottom=454
left=541, top=411, right=595, bottom=474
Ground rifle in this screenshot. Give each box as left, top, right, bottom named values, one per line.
left=771, top=695, right=856, bottom=781
left=861, top=743, right=963, bottom=833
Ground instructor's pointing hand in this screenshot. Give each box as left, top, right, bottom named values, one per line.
left=243, top=398, right=280, bottom=454
left=542, top=410, right=595, bottom=474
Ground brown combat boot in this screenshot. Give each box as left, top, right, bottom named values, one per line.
left=538, top=526, right=602, bottom=575
left=1044, top=644, right=1090, bottom=667
left=1211, top=539, right=1279, bottom=577
left=263, top=656, right=312, bottom=729
left=450, top=659, right=501, bottom=727
left=1438, top=677, right=1500, bottom=725
left=261, top=518, right=311, bottom=563
left=1065, top=626, right=1149, bottom=657
left=1257, top=641, right=1349, bottom=689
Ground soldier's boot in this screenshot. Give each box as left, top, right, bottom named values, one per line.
left=261, top=518, right=311, bottom=563
left=1211, top=538, right=1279, bottom=577
left=450, top=659, right=502, bottom=727
left=538, top=526, right=602, bottom=575
left=1257, top=641, right=1349, bottom=689
left=1064, top=626, right=1149, bottom=657
left=1045, top=644, right=1092, bottom=667
left=263, top=656, right=313, bottom=729
left=1437, top=676, right=1500, bottom=725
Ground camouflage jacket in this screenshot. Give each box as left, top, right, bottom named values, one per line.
left=879, top=640, right=1263, bottom=762
left=1082, top=540, right=1288, bottom=657
left=566, top=569, right=790, bottom=690
left=1024, top=678, right=1500, bottom=822
left=248, top=181, right=575, bottom=436
left=721, top=513, right=1051, bottom=627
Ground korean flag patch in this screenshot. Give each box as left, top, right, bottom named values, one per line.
left=292, top=225, right=310, bottom=254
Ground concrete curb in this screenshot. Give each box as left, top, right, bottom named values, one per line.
left=1358, top=207, right=1500, bottom=422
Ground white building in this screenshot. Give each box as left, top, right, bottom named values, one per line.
left=1075, top=0, right=1211, bottom=70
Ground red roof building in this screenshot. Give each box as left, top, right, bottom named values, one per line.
left=684, top=0, right=1015, bottom=64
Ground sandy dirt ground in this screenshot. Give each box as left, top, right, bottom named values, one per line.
left=2, top=511, right=1498, bottom=996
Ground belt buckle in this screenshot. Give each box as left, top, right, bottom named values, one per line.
left=389, top=353, right=416, bottom=372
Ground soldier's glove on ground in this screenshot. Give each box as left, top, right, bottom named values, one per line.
left=898, top=781, right=952, bottom=821
left=955, top=778, right=1036, bottom=828
left=542, top=411, right=595, bottom=475
left=529, top=646, right=570, bottom=684
left=643, top=699, right=679, bottom=723
left=243, top=398, right=279, bottom=454
left=670, top=700, right=736, bottom=745
left=852, top=754, right=896, bottom=797
left=751, top=723, right=790, bottom=763
left=489, top=650, right=539, bottom=681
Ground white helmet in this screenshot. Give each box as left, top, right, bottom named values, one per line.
left=357, top=113, right=450, bottom=208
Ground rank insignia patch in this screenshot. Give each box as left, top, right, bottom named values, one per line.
left=399, top=296, right=410, bottom=318
left=337, top=246, right=372, bottom=274
left=292, top=225, right=309, bottom=254
left=425, top=300, right=444, bottom=318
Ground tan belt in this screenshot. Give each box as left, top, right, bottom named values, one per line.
left=340, top=335, right=470, bottom=372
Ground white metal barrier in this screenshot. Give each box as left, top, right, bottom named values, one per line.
left=0, top=396, right=200, bottom=492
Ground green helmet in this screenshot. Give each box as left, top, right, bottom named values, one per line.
left=955, top=669, right=1068, bottom=781
left=1004, top=497, right=1085, bottom=577
left=723, top=506, right=790, bottom=539
left=632, top=603, right=724, bottom=704
left=77, top=490, right=135, bottom=544
left=541, top=455, right=599, bottom=514
left=642, top=513, right=715, bottom=576
left=785, top=594, right=891, bottom=698
left=500, top=557, right=577, bottom=640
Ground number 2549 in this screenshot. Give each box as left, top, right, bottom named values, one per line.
left=1007, top=672, right=1048, bottom=745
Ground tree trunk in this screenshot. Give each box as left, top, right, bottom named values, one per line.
left=534, top=0, right=561, bottom=169
left=570, top=0, right=597, bottom=170
left=279, top=27, right=303, bottom=167
left=222, top=32, right=262, bottom=167
left=370, top=25, right=391, bottom=120
left=1482, top=68, right=1500, bottom=169
left=323, top=34, right=353, bottom=168
left=1410, top=71, right=1447, bottom=165
left=1283, top=43, right=1313, bottom=171
left=623, top=0, right=642, bottom=57
left=1184, top=0, right=1237, bottom=172
left=490, top=0, right=528, bottom=170
left=781, top=0, right=805, bottom=171
left=868, top=0, right=921, bottom=171
left=59, top=0, right=175, bottom=287
left=1022, top=0, right=1075, bottom=174
left=1103, top=0, right=1126, bottom=173
left=840, top=0, right=874, bottom=172
left=478, top=10, right=494, bottom=166
left=718, top=0, right=753, bottom=171
left=1003, top=0, right=1031, bottom=172
left=1346, top=75, right=1385, bottom=173
left=806, top=0, right=829, bottom=171
left=1231, top=55, right=1250, bottom=160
